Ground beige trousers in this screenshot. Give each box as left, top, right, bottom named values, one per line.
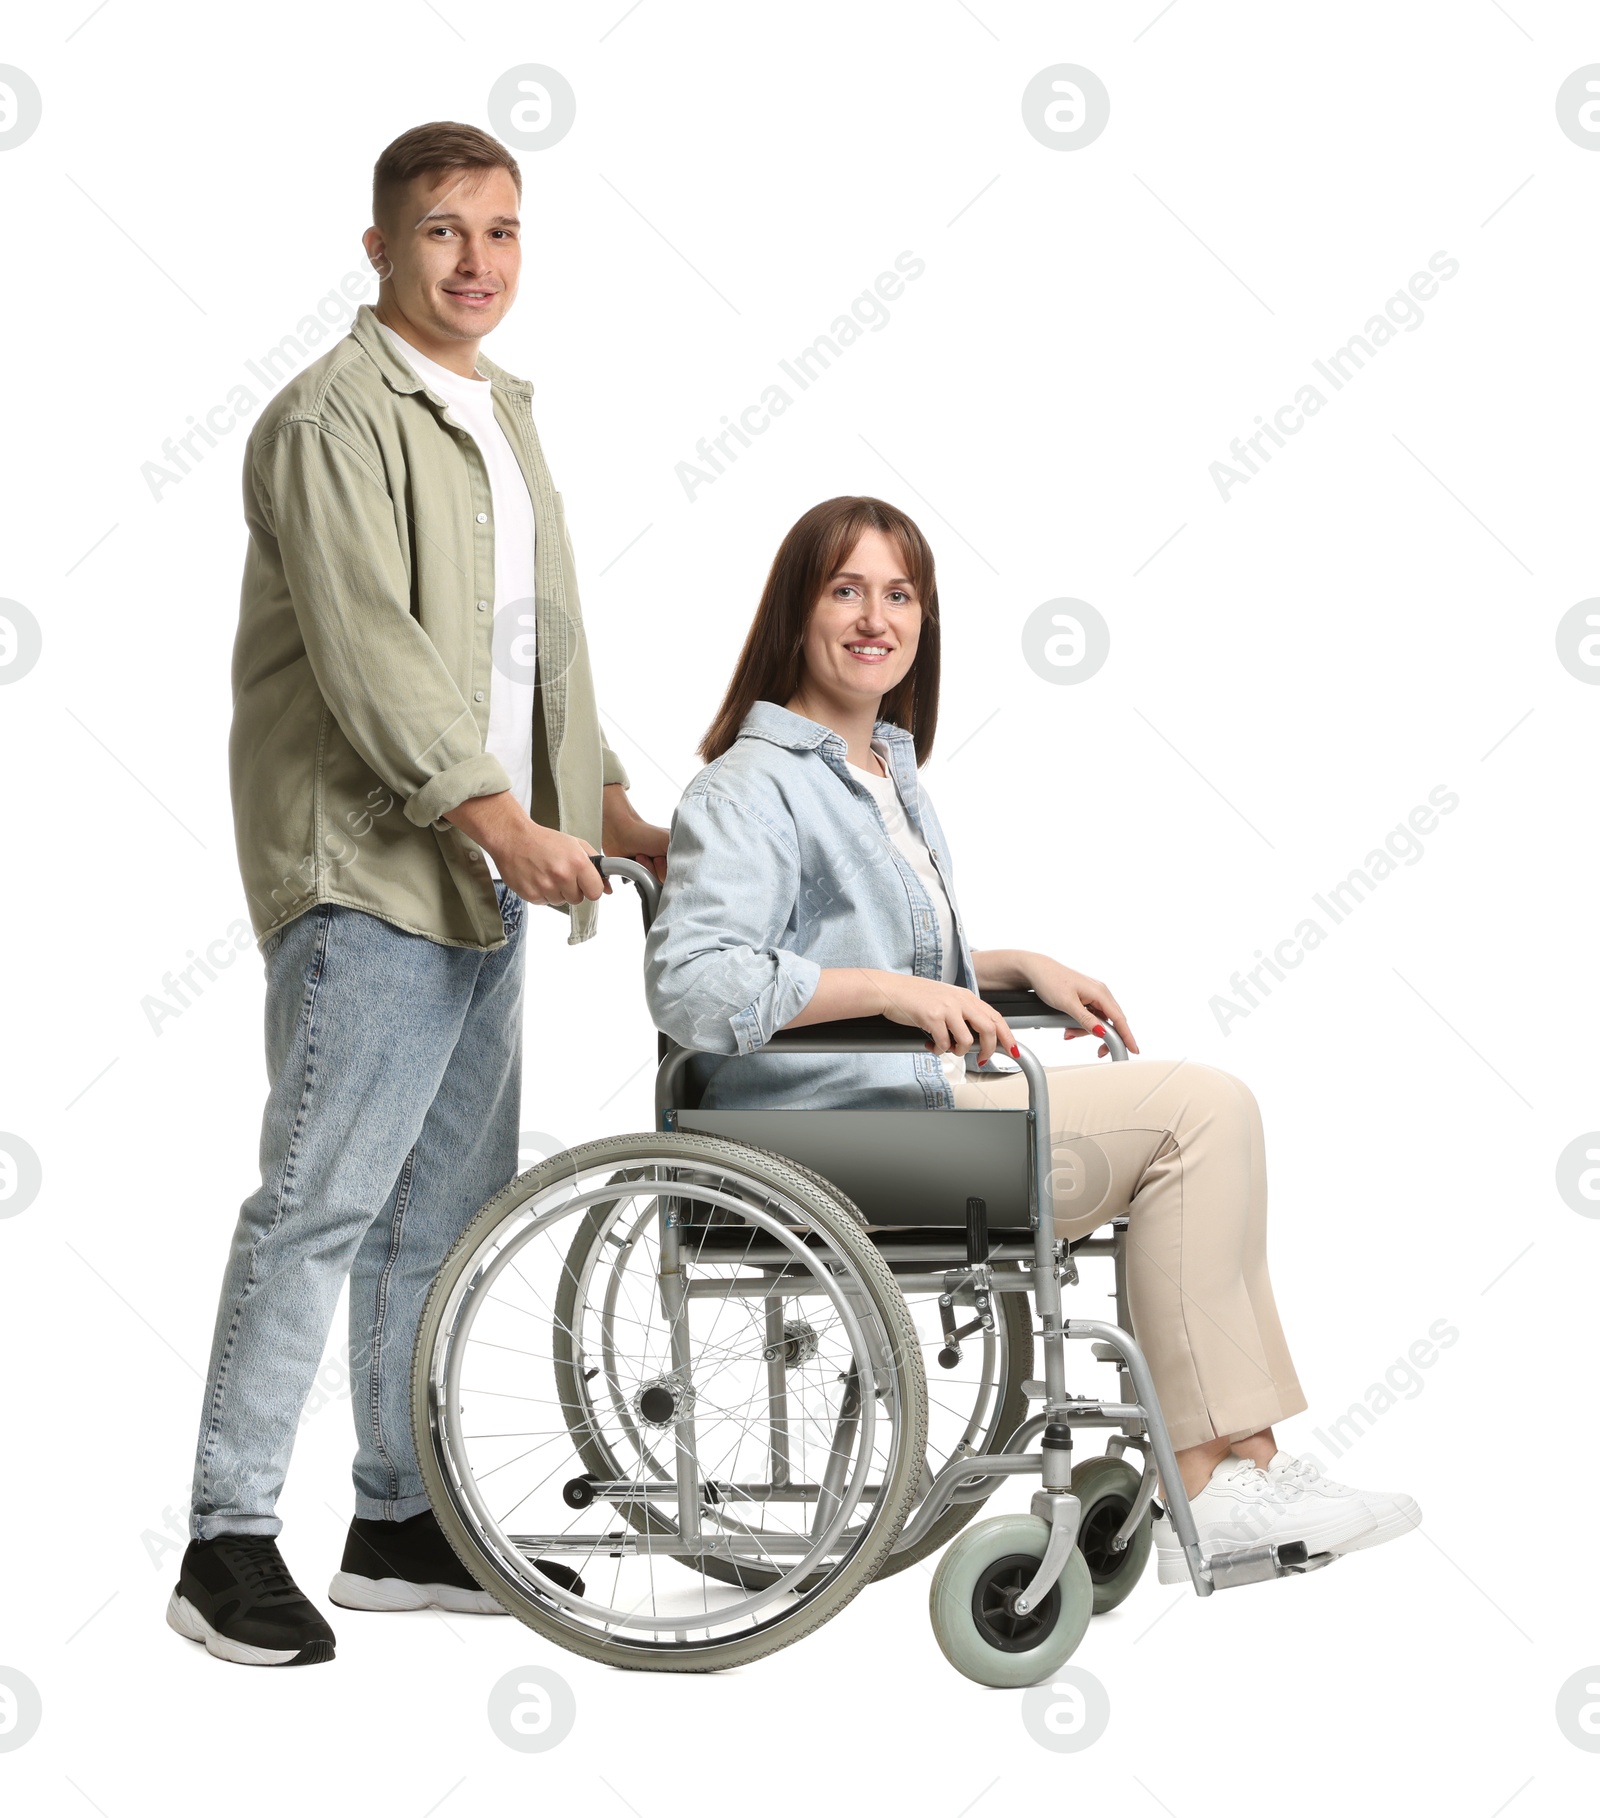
left=951, top=1058, right=1306, bottom=1452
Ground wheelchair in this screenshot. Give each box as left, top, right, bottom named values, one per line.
left=410, top=860, right=1327, bottom=1686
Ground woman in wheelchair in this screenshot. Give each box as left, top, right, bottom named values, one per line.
left=644, top=494, right=1420, bottom=1580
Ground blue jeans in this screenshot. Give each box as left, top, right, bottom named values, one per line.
left=189, top=890, right=526, bottom=1538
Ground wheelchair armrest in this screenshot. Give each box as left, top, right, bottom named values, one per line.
left=758, top=991, right=1113, bottom=1055
left=759, top=1018, right=936, bottom=1055
left=979, top=990, right=1088, bottom=1031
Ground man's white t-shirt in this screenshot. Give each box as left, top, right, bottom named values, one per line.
left=379, top=323, right=537, bottom=880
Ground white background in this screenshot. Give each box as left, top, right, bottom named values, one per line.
left=1, top=1, right=1596, bottom=1811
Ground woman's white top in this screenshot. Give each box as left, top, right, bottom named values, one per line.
left=847, top=740, right=959, bottom=986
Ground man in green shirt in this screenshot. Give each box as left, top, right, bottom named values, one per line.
left=167, top=122, right=668, bottom=1667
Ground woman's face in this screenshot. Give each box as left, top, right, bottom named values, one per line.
left=797, top=527, right=923, bottom=712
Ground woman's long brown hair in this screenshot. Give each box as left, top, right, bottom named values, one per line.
left=698, top=496, right=941, bottom=764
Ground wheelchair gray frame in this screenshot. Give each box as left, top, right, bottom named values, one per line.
left=603, top=858, right=1319, bottom=1604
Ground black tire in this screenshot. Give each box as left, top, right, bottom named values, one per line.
left=1071, top=1453, right=1153, bottom=1615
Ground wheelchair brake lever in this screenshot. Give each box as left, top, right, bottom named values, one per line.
left=1054, top=1239, right=1079, bottom=1288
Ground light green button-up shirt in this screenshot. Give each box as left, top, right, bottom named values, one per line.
left=230, top=304, right=628, bottom=950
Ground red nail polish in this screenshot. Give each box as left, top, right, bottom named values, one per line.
left=1009, top=1044, right=1021, bottom=1060
left=1093, top=1023, right=1106, bottom=1038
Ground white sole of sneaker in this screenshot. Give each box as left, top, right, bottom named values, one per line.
left=1331, top=1498, right=1422, bottom=1553
left=1155, top=1538, right=1194, bottom=1586
left=165, top=1590, right=327, bottom=1666
left=327, top=1571, right=504, bottom=1615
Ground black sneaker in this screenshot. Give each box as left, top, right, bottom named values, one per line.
left=328, top=1507, right=585, bottom=1613
left=167, top=1534, right=336, bottom=1666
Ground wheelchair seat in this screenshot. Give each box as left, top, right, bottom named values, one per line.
left=672, top=1107, right=1034, bottom=1230
left=660, top=990, right=1092, bottom=1233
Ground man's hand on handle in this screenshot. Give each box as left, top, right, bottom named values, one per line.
left=444, top=792, right=605, bottom=906
left=445, top=784, right=668, bottom=907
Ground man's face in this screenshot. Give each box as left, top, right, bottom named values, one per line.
left=364, top=165, right=522, bottom=343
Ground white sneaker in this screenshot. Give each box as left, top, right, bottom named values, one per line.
left=1153, top=1454, right=1376, bottom=1584
left=1266, top=1450, right=1421, bottom=1553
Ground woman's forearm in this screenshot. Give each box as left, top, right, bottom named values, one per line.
left=970, top=949, right=1038, bottom=992
left=785, top=955, right=1040, bottom=1026
left=781, top=966, right=1018, bottom=1060
left=783, top=967, right=894, bottom=1028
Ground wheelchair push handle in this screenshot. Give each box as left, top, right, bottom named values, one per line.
left=591, top=854, right=662, bottom=934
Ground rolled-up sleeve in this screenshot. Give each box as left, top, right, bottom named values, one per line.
left=644, top=789, right=820, bottom=1055
left=253, top=418, right=511, bottom=827
left=600, top=740, right=630, bottom=789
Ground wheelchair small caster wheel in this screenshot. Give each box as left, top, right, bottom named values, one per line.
left=929, top=1513, right=1093, bottom=1687
left=1072, top=1454, right=1153, bottom=1615
left=562, top=1474, right=599, bottom=1510
left=936, top=1346, right=961, bottom=1370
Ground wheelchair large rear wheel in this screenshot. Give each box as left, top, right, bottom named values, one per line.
left=555, top=1162, right=1032, bottom=1591
left=413, top=1133, right=927, bottom=1672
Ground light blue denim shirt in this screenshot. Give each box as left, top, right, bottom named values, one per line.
left=644, top=702, right=978, bottom=1110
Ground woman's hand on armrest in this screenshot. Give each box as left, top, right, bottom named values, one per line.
left=784, top=968, right=1018, bottom=1067
left=972, top=949, right=1140, bottom=1058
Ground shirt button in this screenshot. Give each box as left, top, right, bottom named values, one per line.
left=477, top=600, right=489, bottom=612
left=474, top=689, right=485, bottom=702
left=476, top=511, right=488, bottom=523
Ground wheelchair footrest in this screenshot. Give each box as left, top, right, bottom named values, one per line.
left=1206, top=1538, right=1339, bottom=1588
